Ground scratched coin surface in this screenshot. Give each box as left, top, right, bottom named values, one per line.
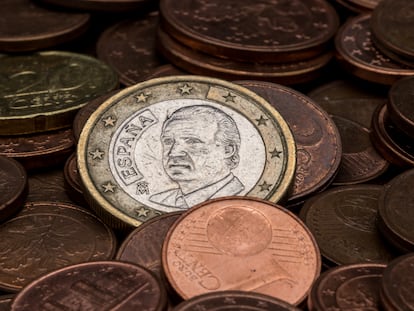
left=0, top=201, right=116, bottom=292
left=10, top=261, right=167, bottom=311
left=0, top=51, right=118, bottom=135
left=162, top=197, right=321, bottom=306
left=78, top=76, right=296, bottom=229
left=159, top=0, right=339, bottom=63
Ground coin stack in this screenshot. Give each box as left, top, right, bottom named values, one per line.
left=1, top=0, right=414, bottom=310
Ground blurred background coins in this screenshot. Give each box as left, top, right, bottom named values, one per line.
left=78, top=76, right=296, bottom=229
left=0, top=51, right=118, bottom=135
left=37, top=0, right=157, bottom=12
left=162, top=197, right=321, bottom=306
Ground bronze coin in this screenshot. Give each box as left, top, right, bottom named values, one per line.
left=10, top=261, right=167, bottom=310
left=370, top=103, right=414, bottom=167
left=159, top=0, right=339, bottom=63
left=173, top=290, right=301, bottom=311
left=162, top=197, right=321, bottom=306
left=0, top=294, right=13, bottom=311
left=236, top=80, right=341, bottom=205
left=0, top=128, right=75, bottom=171
left=308, top=79, right=388, bottom=129
left=371, top=34, right=414, bottom=69
left=63, top=153, right=87, bottom=207
left=142, top=64, right=188, bottom=81
left=388, top=76, right=414, bottom=139
left=380, top=253, right=414, bottom=311
left=96, top=12, right=166, bottom=86
left=72, top=90, right=119, bottom=142
left=37, top=0, right=156, bottom=12
left=0, top=51, right=119, bottom=135
left=116, top=211, right=183, bottom=279
left=0, top=156, right=27, bottom=223
left=0, top=0, right=90, bottom=52
left=378, top=169, right=414, bottom=253
left=0, top=201, right=116, bottom=292
left=371, top=0, right=414, bottom=61
left=308, top=263, right=385, bottom=311
left=335, top=14, right=414, bottom=85
left=300, top=185, right=396, bottom=266
left=329, top=115, right=388, bottom=185
left=157, top=27, right=333, bottom=85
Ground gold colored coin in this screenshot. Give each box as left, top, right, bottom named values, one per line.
left=78, top=76, right=296, bottom=229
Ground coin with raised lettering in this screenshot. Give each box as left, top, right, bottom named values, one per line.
left=0, top=51, right=118, bottom=135
left=0, top=202, right=116, bottom=292
left=78, top=76, right=296, bottom=229
left=162, top=197, right=320, bottom=306
left=10, top=261, right=167, bottom=311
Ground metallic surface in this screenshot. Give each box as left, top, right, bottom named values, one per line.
left=78, top=76, right=296, bottom=229
left=0, top=202, right=116, bottom=292
left=63, top=153, right=87, bottom=207
left=37, top=0, right=156, bottom=12
left=0, top=51, right=118, bottom=135
left=162, top=197, right=321, bottom=306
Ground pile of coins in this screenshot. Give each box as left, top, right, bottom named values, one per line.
left=0, top=0, right=414, bottom=310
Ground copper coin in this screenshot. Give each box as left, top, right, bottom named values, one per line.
left=0, top=156, right=27, bottom=223
left=157, top=27, right=333, bottom=85
left=116, top=211, right=182, bottom=279
left=72, top=90, right=119, bottom=142
left=335, top=0, right=380, bottom=13
left=0, top=294, right=13, bottom=311
left=0, top=201, right=116, bottom=292
left=10, top=261, right=167, bottom=310
left=162, top=197, right=321, bottom=306
left=0, top=0, right=90, bottom=52
left=300, top=185, right=396, bottom=266
left=371, top=0, right=414, bottom=61
left=388, top=76, right=414, bottom=139
left=37, top=0, right=156, bottom=12
left=236, top=80, right=341, bottom=205
left=308, top=79, right=388, bottom=129
left=159, top=0, right=339, bottom=63
left=335, top=14, right=414, bottom=85
left=173, top=290, right=301, bottom=311
left=329, top=115, right=388, bottom=185
left=142, top=64, right=188, bottom=81
left=371, top=34, right=414, bottom=69
left=0, top=128, right=75, bottom=171
left=370, top=103, right=414, bottom=167
left=63, top=153, right=87, bottom=207
left=380, top=253, right=414, bottom=311
left=97, top=12, right=166, bottom=86
left=0, top=51, right=118, bottom=135
left=308, top=263, right=385, bottom=311
left=378, top=169, right=414, bottom=253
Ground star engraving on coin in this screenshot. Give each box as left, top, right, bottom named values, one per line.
left=270, top=148, right=283, bottom=159
left=223, top=92, right=236, bottom=102
left=256, top=115, right=269, bottom=126
left=135, top=92, right=151, bottom=103
left=102, top=116, right=117, bottom=127
left=89, top=149, right=104, bottom=160
left=135, top=207, right=150, bottom=217
left=259, top=181, right=272, bottom=192
left=179, top=83, right=193, bottom=95
left=102, top=182, right=116, bottom=193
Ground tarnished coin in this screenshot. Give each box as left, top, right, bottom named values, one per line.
left=371, top=0, right=414, bottom=62
left=300, top=185, right=396, bottom=266
left=0, top=51, right=118, bottom=135
left=236, top=81, right=341, bottom=205
left=96, top=13, right=166, bottom=86
left=63, top=153, right=87, bottom=207
left=0, top=128, right=75, bottom=171
left=159, top=0, right=339, bottom=63
left=162, top=197, right=321, bottom=306
left=335, top=14, right=414, bottom=85
left=0, top=0, right=90, bottom=52
left=173, top=290, right=301, bottom=311
left=388, top=76, right=414, bottom=139
left=380, top=253, right=414, bottom=311
left=378, top=169, right=414, bottom=253
left=10, top=261, right=167, bottom=311
left=78, top=76, right=296, bottom=229
left=0, top=156, right=27, bottom=223
left=308, top=263, right=385, bottom=311
left=37, top=0, right=156, bottom=12
left=116, top=211, right=182, bottom=279
left=0, top=201, right=116, bottom=292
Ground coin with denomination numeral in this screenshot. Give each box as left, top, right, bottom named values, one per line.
left=77, top=76, right=296, bottom=229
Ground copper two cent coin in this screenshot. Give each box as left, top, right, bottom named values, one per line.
left=78, top=76, right=296, bottom=229
left=162, top=197, right=321, bottom=306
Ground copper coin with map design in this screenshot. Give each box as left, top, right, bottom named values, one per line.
left=0, top=201, right=116, bottom=292
left=78, top=76, right=296, bottom=229
left=162, top=197, right=321, bottom=306
left=159, top=0, right=339, bottom=63
left=10, top=261, right=167, bottom=311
